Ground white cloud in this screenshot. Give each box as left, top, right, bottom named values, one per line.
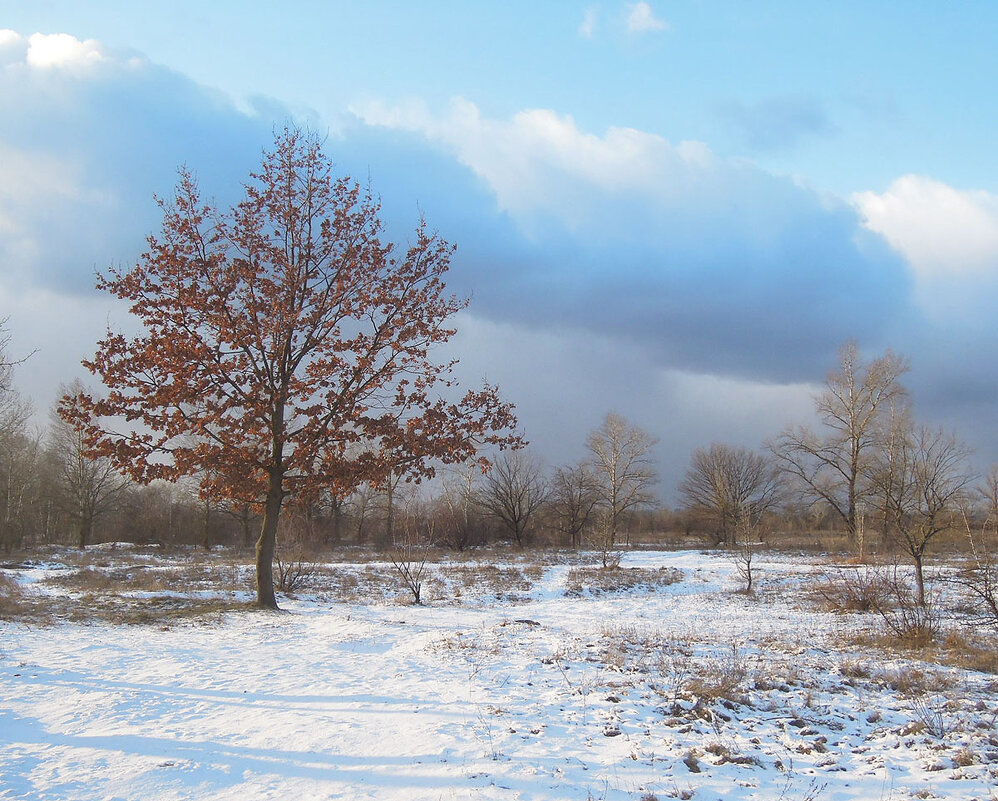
left=354, top=97, right=716, bottom=227
left=627, top=2, right=669, bottom=34
left=855, top=175, right=998, bottom=279
left=0, top=28, right=23, bottom=49
left=25, top=32, right=106, bottom=70
left=579, top=8, right=598, bottom=38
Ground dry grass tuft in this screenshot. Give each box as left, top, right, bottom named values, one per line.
left=564, top=566, right=683, bottom=597
left=442, top=564, right=536, bottom=601
left=0, top=571, right=30, bottom=621
left=0, top=571, right=56, bottom=625
left=63, top=593, right=252, bottom=626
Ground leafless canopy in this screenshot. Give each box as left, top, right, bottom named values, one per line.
left=772, top=341, right=908, bottom=542
left=477, top=451, right=548, bottom=547
left=586, top=412, right=658, bottom=547
left=678, top=443, right=781, bottom=546
left=49, top=380, right=131, bottom=549
left=549, top=461, right=600, bottom=547
left=873, top=423, right=973, bottom=605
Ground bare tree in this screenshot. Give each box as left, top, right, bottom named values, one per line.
left=549, top=461, right=600, bottom=547
left=477, top=451, right=548, bottom=547
left=50, top=381, right=131, bottom=548
left=678, top=443, right=781, bottom=547
left=0, top=429, right=41, bottom=553
left=350, top=484, right=378, bottom=544
left=433, top=464, right=485, bottom=550
left=978, top=464, right=998, bottom=524
left=0, top=318, right=35, bottom=398
left=772, top=341, right=908, bottom=545
left=0, top=326, right=36, bottom=552
left=586, top=412, right=658, bottom=548
left=874, top=423, right=973, bottom=606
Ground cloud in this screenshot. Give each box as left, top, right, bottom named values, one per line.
left=445, top=313, right=818, bottom=496
left=25, top=31, right=106, bottom=69
left=3, top=29, right=995, bottom=491
left=854, top=175, right=998, bottom=324
left=579, top=7, right=598, bottom=38
left=626, top=2, right=669, bottom=34
left=855, top=175, right=998, bottom=279
left=0, top=31, right=277, bottom=292
left=357, top=98, right=719, bottom=224
left=355, top=98, right=913, bottom=381
left=719, top=95, right=837, bottom=151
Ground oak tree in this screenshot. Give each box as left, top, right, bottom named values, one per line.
left=62, top=128, right=521, bottom=608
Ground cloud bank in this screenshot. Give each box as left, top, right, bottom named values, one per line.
left=355, top=97, right=913, bottom=381
left=2, top=30, right=997, bottom=492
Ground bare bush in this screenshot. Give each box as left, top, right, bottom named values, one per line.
left=388, top=503, right=431, bottom=604
left=389, top=540, right=427, bottom=604
left=814, top=565, right=893, bottom=613
left=684, top=647, right=749, bottom=705
left=945, top=510, right=998, bottom=631
left=274, top=511, right=318, bottom=594
left=870, top=567, right=941, bottom=646
left=275, top=551, right=316, bottom=594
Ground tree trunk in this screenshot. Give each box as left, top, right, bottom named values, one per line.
left=255, top=472, right=284, bottom=609
left=385, top=483, right=395, bottom=547
left=914, top=554, right=926, bottom=607
left=77, top=516, right=93, bottom=549
left=241, top=508, right=253, bottom=550
left=201, top=499, right=213, bottom=550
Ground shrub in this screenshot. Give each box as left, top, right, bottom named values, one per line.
left=0, top=571, right=25, bottom=620
left=274, top=549, right=317, bottom=594
left=813, top=565, right=893, bottom=613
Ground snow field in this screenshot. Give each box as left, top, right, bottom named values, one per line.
left=1, top=549, right=997, bottom=800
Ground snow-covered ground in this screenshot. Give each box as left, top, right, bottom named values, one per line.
left=2, top=549, right=997, bottom=800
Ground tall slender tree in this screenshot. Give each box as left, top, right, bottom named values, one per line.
left=586, top=412, right=658, bottom=547
left=772, top=341, right=908, bottom=545
left=61, top=127, right=522, bottom=607
left=874, top=424, right=972, bottom=606
left=50, top=381, right=131, bottom=549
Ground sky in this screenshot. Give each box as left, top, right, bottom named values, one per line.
left=1, top=1, right=998, bottom=501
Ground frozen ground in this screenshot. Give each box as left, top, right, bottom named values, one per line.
left=1, top=549, right=997, bottom=800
